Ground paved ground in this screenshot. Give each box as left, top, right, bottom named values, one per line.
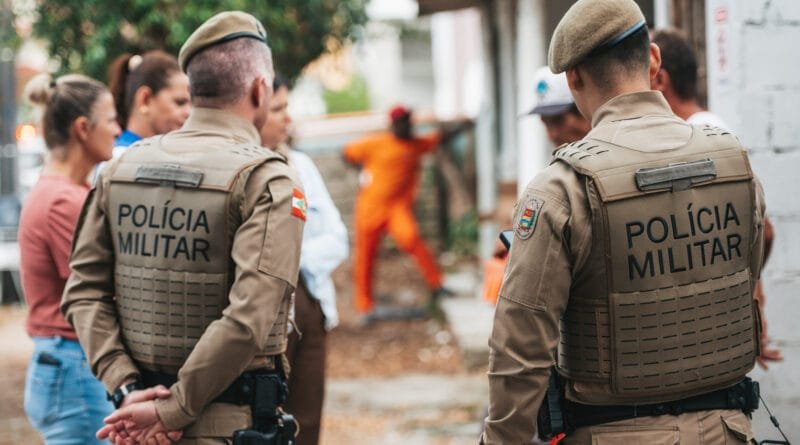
left=322, top=373, right=486, bottom=445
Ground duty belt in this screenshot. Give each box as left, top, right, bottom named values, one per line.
left=140, top=368, right=287, bottom=407
left=565, top=378, right=759, bottom=432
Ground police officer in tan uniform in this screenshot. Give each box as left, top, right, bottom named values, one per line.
left=482, top=1, right=766, bottom=444
left=61, top=12, right=304, bottom=445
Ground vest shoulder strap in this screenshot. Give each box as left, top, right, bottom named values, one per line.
left=553, top=126, right=752, bottom=203
left=111, top=137, right=286, bottom=192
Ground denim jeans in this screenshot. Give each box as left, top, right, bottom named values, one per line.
left=24, top=337, right=113, bottom=444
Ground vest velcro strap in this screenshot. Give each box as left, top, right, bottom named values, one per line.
left=635, top=158, right=717, bottom=192
left=135, top=165, right=204, bottom=188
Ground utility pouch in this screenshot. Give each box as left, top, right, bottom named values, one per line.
left=252, top=373, right=287, bottom=426
left=537, top=367, right=565, bottom=440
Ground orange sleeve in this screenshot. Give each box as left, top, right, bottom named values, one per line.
left=343, top=135, right=374, bottom=164
left=416, top=132, right=441, bottom=154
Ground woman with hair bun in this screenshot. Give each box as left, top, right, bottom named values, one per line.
left=107, top=50, right=190, bottom=148
left=18, top=73, right=120, bottom=444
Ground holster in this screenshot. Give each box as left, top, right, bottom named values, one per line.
left=537, top=367, right=565, bottom=440
left=233, top=372, right=297, bottom=445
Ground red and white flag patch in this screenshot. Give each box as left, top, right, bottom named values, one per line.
left=291, top=188, right=307, bottom=221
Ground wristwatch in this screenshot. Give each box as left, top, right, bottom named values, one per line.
left=109, top=380, right=143, bottom=408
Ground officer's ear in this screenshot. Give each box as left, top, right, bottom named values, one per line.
left=648, top=42, right=662, bottom=85
left=249, top=75, right=270, bottom=108
left=565, top=67, right=583, bottom=92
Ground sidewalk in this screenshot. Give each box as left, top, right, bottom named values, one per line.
left=322, top=373, right=487, bottom=445
left=439, top=268, right=494, bottom=369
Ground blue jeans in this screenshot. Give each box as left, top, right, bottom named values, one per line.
left=24, top=337, right=113, bottom=445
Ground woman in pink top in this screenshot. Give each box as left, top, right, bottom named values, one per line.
left=18, top=73, right=120, bottom=444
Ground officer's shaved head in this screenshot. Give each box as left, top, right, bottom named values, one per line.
left=579, top=25, right=651, bottom=92
left=187, top=37, right=274, bottom=108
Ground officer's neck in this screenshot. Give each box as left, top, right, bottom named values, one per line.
left=582, top=76, right=652, bottom=124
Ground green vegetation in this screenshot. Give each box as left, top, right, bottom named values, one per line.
left=33, top=0, right=368, bottom=82
left=323, top=74, right=371, bottom=114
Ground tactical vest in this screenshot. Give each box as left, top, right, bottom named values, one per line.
left=104, top=138, right=290, bottom=373
left=554, top=126, right=760, bottom=404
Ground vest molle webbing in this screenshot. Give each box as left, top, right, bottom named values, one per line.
left=554, top=127, right=759, bottom=404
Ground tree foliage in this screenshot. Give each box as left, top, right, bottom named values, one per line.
left=33, top=0, right=368, bottom=82
left=1, top=0, right=20, bottom=50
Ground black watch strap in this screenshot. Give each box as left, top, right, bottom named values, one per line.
left=109, top=381, right=143, bottom=409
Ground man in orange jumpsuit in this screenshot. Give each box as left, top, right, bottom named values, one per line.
left=343, top=106, right=444, bottom=315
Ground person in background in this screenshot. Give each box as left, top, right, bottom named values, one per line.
left=342, top=106, right=448, bottom=318
left=483, top=68, right=592, bottom=305
left=650, top=28, right=728, bottom=128
left=107, top=50, right=190, bottom=150
left=18, top=73, right=121, bottom=444
left=652, top=27, right=782, bottom=368
left=260, top=76, right=348, bottom=445
left=525, top=66, right=592, bottom=147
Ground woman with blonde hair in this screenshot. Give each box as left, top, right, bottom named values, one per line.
left=18, top=73, right=120, bottom=444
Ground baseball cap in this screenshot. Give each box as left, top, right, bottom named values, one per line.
left=389, top=105, right=411, bottom=122
left=524, top=66, right=575, bottom=116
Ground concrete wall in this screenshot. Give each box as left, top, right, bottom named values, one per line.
left=706, top=0, right=800, bottom=441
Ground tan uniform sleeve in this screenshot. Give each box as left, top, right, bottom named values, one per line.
left=61, top=170, right=140, bottom=394
left=482, top=162, right=590, bottom=444
left=154, top=162, right=304, bottom=430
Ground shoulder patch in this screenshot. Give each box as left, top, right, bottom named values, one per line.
left=291, top=188, right=307, bottom=221
left=515, top=196, right=544, bottom=240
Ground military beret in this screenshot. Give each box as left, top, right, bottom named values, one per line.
left=178, top=11, right=268, bottom=72
left=548, top=0, right=646, bottom=73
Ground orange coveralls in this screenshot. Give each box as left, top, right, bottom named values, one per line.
left=343, top=131, right=443, bottom=313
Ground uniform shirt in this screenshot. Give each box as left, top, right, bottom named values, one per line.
left=482, top=91, right=766, bottom=444
left=343, top=132, right=439, bottom=203
left=289, top=150, right=348, bottom=330
left=62, top=108, right=304, bottom=430
left=18, top=175, right=88, bottom=340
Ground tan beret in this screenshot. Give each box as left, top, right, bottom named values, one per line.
left=548, top=0, right=646, bottom=73
left=178, top=11, right=268, bottom=72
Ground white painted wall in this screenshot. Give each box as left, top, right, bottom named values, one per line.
left=515, top=0, right=550, bottom=195
left=494, top=0, right=518, bottom=184
left=706, top=1, right=800, bottom=441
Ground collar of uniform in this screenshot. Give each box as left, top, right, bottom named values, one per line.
left=182, top=107, right=261, bottom=145
left=590, top=91, right=672, bottom=128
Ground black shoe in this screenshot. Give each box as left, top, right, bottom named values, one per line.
left=431, top=287, right=456, bottom=300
